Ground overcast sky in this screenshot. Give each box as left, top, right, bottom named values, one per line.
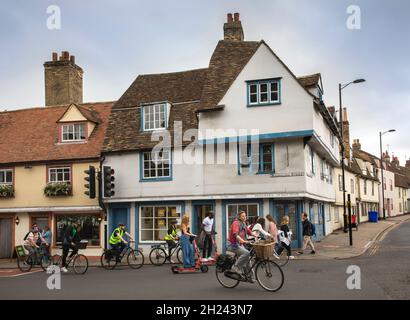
left=1, top=0, right=409, bottom=163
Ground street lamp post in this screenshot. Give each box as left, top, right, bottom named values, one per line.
left=339, top=79, right=365, bottom=239
left=379, top=129, right=396, bottom=220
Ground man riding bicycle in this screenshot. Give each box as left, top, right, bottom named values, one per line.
left=61, top=222, right=81, bottom=273
left=109, top=223, right=133, bottom=262
left=164, top=219, right=179, bottom=263
left=227, top=211, right=257, bottom=282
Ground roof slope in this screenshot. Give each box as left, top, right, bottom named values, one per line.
left=0, top=102, right=113, bottom=164
left=297, top=73, right=321, bottom=88
left=114, top=68, right=208, bottom=109
left=197, top=40, right=261, bottom=112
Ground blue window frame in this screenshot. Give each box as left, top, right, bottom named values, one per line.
left=139, top=149, right=172, bottom=182
left=247, top=78, right=281, bottom=107
left=259, top=143, right=275, bottom=174
left=237, top=141, right=275, bottom=174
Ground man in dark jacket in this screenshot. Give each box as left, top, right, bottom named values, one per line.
left=298, top=212, right=316, bottom=255
left=61, top=222, right=81, bottom=272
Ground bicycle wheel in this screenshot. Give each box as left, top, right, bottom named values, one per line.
left=101, top=250, right=117, bottom=270
left=17, top=254, right=34, bottom=272
left=127, top=249, right=144, bottom=269
left=51, top=254, right=62, bottom=267
left=255, top=260, right=284, bottom=292
left=73, top=254, right=89, bottom=274
left=149, top=247, right=167, bottom=266
left=176, top=247, right=183, bottom=264
left=40, top=253, right=53, bottom=271
left=215, top=267, right=240, bottom=289
left=276, top=249, right=290, bottom=267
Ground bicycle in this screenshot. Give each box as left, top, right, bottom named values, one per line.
left=100, top=240, right=144, bottom=270
left=215, top=241, right=284, bottom=292
left=149, top=241, right=183, bottom=266
left=53, top=240, right=89, bottom=274
left=274, top=243, right=290, bottom=267
left=17, top=244, right=57, bottom=272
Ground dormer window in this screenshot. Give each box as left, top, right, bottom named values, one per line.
left=247, top=78, right=281, bottom=107
left=61, top=123, right=86, bottom=142
left=142, top=103, right=168, bottom=131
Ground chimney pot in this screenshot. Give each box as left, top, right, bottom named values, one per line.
left=234, top=12, right=240, bottom=21
left=70, top=55, right=75, bottom=64
left=62, top=51, right=70, bottom=61
left=52, top=52, right=58, bottom=61
left=227, top=13, right=233, bottom=23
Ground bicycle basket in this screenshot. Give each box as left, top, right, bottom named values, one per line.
left=77, top=240, right=88, bottom=250
left=253, top=240, right=275, bottom=259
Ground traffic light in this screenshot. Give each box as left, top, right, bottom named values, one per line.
left=103, top=166, right=115, bottom=197
left=84, top=166, right=96, bottom=199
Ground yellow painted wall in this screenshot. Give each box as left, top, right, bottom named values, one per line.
left=58, top=104, right=87, bottom=122
left=0, top=162, right=100, bottom=208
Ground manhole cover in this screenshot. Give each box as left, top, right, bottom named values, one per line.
left=298, top=268, right=323, bottom=273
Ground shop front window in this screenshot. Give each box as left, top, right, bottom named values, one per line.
left=55, top=215, right=101, bottom=246
left=226, top=203, right=258, bottom=232
left=140, top=205, right=181, bottom=242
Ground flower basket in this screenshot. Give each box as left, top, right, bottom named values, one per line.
left=44, top=182, right=71, bottom=197
left=0, top=184, right=14, bottom=198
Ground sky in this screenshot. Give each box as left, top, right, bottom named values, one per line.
left=1, top=0, right=409, bottom=164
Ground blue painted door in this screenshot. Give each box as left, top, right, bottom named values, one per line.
left=109, top=208, right=129, bottom=237
left=274, top=202, right=299, bottom=248
left=310, top=203, right=325, bottom=242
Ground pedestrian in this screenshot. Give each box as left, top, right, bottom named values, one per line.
left=251, top=217, right=273, bottom=240
left=298, top=212, right=316, bottom=255
left=41, top=226, right=52, bottom=254
left=265, top=215, right=278, bottom=242
left=274, top=215, right=294, bottom=259
left=200, top=210, right=214, bottom=261
left=180, top=215, right=196, bottom=268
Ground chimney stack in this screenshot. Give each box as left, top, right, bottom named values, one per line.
left=406, top=159, right=410, bottom=169
left=339, top=107, right=351, bottom=160
left=391, top=156, right=400, bottom=167
left=352, top=139, right=361, bottom=152
left=383, top=151, right=391, bottom=163
left=223, top=12, right=244, bottom=41
left=44, top=51, right=83, bottom=106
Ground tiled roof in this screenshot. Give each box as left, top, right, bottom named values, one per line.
left=0, top=102, right=113, bottom=165
left=197, top=40, right=261, bottom=112
left=297, top=73, right=321, bottom=88
left=114, top=68, right=208, bottom=110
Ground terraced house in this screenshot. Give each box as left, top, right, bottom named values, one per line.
left=0, top=52, right=113, bottom=258
left=102, top=13, right=341, bottom=252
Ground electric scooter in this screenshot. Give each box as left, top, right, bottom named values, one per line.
left=171, top=235, right=211, bottom=274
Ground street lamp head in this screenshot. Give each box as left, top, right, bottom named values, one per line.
left=388, top=129, right=396, bottom=133
left=353, top=79, right=366, bottom=84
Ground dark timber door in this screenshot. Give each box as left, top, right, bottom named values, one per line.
left=0, top=218, right=13, bottom=258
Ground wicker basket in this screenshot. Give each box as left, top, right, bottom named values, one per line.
left=253, top=240, right=275, bottom=259
left=77, top=240, right=89, bottom=250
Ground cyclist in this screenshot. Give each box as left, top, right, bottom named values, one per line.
left=23, top=228, right=40, bottom=259
left=109, top=223, right=133, bottom=262
left=61, top=222, right=81, bottom=273
left=227, top=211, right=257, bottom=281
left=164, top=219, right=179, bottom=263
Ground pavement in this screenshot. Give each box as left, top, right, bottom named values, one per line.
left=1, top=219, right=410, bottom=299
left=1, top=213, right=409, bottom=270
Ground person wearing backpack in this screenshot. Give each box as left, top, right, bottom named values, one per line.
left=297, top=212, right=316, bottom=255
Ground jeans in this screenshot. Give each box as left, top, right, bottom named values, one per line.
left=110, top=242, right=126, bottom=262
left=202, top=233, right=213, bottom=258
left=181, top=235, right=195, bottom=268
left=62, top=243, right=78, bottom=268
left=227, top=244, right=251, bottom=271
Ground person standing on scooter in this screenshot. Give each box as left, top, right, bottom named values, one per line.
left=180, top=215, right=196, bottom=268
left=227, top=211, right=257, bottom=281
left=201, top=210, right=214, bottom=262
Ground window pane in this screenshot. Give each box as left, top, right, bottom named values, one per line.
left=270, top=92, right=279, bottom=102
left=250, top=84, right=257, bottom=94
left=260, top=84, right=268, bottom=93
left=250, top=94, right=258, bottom=103
left=55, top=215, right=100, bottom=246
left=270, top=82, right=278, bottom=92
left=140, top=229, right=154, bottom=242
left=5, top=171, right=12, bottom=183
left=260, top=93, right=268, bottom=102
left=141, top=207, right=154, bottom=218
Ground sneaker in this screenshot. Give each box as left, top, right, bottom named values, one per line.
left=297, top=251, right=304, bottom=255
left=310, top=251, right=316, bottom=255
left=60, top=267, right=68, bottom=273
left=202, top=257, right=209, bottom=262
left=231, top=265, right=242, bottom=275
left=289, top=256, right=295, bottom=260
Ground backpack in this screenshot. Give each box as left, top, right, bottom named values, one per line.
left=23, top=231, right=31, bottom=241
left=310, top=222, right=316, bottom=236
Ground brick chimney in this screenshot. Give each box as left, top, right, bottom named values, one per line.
left=382, top=151, right=391, bottom=163
left=352, top=139, right=361, bottom=153
left=223, top=12, right=244, bottom=41
left=339, top=108, right=351, bottom=159
left=44, top=51, right=83, bottom=106
left=391, top=156, right=400, bottom=167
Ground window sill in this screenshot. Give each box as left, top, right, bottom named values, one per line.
left=247, top=102, right=281, bottom=108
left=139, top=177, right=173, bottom=183
left=256, top=171, right=275, bottom=175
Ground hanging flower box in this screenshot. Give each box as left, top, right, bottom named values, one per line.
left=44, top=182, right=71, bottom=197
left=0, top=184, right=14, bottom=198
